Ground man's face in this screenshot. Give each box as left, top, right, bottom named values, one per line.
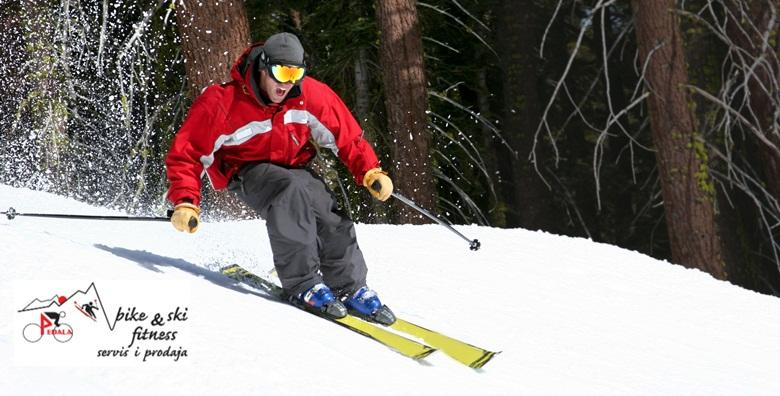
left=259, top=69, right=294, bottom=104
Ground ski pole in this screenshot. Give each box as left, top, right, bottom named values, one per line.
left=372, top=182, right=481, bottom=251
left=2, top=207, right=172, bottom=222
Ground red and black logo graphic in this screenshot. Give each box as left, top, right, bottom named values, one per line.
left=19, top=283, right=110, bottom=343
left=22, top=311, right=73, bottom=343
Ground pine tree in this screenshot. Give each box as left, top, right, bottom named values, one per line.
left=631, top=0, right=727, bottom=279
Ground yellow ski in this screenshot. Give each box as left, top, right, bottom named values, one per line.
left=221, top=264, right=435, bottom=360
left=390, top=319, right=499, bottom=368
left=333, top=315, right=435, bottom=360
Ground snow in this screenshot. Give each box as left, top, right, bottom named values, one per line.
left=1, top=183, right=780, bottom=395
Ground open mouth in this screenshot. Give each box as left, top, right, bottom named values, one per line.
left=275, top=87, right=287, bottom=96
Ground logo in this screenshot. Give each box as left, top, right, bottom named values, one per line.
left=18, top=283, right=107, bottom=344
left=14, top=280, right=191, bottom=366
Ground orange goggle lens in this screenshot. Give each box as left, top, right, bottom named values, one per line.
left=269, top=64, right=305, bottom=84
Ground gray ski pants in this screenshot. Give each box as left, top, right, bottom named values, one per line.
left=228, top=162, right=368, bottom=297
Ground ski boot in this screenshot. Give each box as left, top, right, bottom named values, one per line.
left=290, top=283, right=347, bottom=319
left=342, top=286, right=396, bottom=325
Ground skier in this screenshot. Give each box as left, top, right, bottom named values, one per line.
left=82, top=301, right=99, bottom=319
left=165, top=32, right=396, bottom=325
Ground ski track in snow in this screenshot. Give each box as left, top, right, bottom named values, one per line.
left=1, top=184, right=779, bottom=395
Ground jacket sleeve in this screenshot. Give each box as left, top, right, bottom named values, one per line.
left=165, top=88, right=224, bottom=206
left=305, top=80, right=380, bottom=184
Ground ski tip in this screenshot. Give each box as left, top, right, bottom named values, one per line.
left=413, top=347, right=437, bottom=360
left=469, top=350, right=501, bottom=369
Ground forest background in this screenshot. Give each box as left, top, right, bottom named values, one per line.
left=2, top=0, right=780, bottom=296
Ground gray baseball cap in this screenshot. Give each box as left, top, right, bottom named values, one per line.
left=262, top=32, right=304, bottom=66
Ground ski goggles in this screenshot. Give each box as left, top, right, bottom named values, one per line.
left=267, top=64, right=306, bottom=84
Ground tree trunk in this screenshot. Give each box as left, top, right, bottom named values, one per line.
left=175, top=0, right=252, bottom=218
left=12, top=1, right=69, bottom=188
left=475, top=67, right=504, bottom=227
left=594, top=4, right=634, bottom=245
left=354, top=47, right=388, bottom=223
left=494, top=0, right=555, bottom=231
left=631, top=0, right=727, bottom=279
left=176, top=0, right=251, bottom=96
left=0, top=3, right=25, bottom=130
left=724, top=0, right=780, bottom=201
left=375, top=0, right=436, bottom=224
left=354, top=47, right=371, bottom=126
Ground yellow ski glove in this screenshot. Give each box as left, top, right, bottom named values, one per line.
left=171, top=202, right=200, bottom=233
left=363, top=168, right=393, bottom=202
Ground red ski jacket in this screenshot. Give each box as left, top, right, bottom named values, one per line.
left=165, top=44, right=380, bottom=206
